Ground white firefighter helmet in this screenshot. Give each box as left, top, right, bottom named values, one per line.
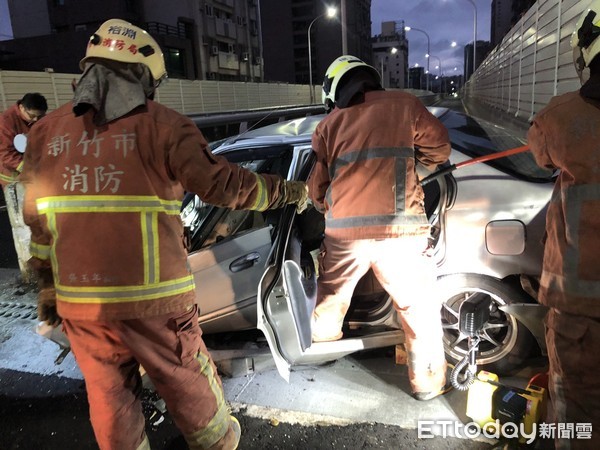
left=571, top=1, right=600, bottom=83
left=80, top=19, right=167, bottom=84
left=321, top=55, right=380, bottom=110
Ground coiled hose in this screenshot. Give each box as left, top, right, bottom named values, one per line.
left=450, top=335, right=480, bottom=391
left=450, top=356, right=476, bottom=391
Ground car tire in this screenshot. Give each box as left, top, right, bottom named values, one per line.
left=437, top=274, right=536, bottom=375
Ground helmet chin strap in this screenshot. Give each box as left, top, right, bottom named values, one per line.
left=324, top=99, right=334, bottom=113
left=579, top=66, right=591, bottom=85
left=573, top=48, right=590, bottom=84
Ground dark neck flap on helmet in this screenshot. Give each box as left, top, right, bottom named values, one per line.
left=335, top=68, right=383, bottom=109
left=73, top=60, right=155, bottom=126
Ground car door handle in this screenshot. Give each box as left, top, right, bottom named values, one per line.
left=229, top=252, right=261, bottom=273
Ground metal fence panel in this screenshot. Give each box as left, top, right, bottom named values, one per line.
left=465, top=0, right=588, bottom=122
left=0, top=70, right=312, bottom=115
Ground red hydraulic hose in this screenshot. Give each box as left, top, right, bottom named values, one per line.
left=420, top=144, right=530, bottom=186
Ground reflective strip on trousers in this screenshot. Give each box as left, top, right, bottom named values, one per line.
left=184, top=351, right=231, bottom=449
left=541, top=183, right=600, bottom=298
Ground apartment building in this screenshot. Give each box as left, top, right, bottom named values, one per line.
left=260, top=0, right=372, bottom=85
left=1, top=0, right=262, bottom=81
left=372, top=21, right=408, bottom=89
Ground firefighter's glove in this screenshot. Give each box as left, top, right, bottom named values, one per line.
left=38, top=287, right=61, bottom=328
left=416, top=162, right=435, bottom=183
left=282, top=180, right=309, bottom=214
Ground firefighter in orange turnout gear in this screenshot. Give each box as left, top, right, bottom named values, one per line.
left=0, top=93, right=48, bottom=282
left=0, top=93, right=47, bottom=187
left=20, top=19, right=307, bottom=450
left=308, top=56, right=451, bottom=401
left=527, top=4, right=600, bottom=448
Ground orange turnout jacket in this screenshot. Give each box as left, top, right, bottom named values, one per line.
left=528, top=90, right=600, bottom=318
left=21, top=100, right=284, bottom=321
left=0, top=104, right=30, bottom=186
left=309, top=90, right=451, bottom=240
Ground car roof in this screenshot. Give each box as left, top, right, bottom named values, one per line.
left=213, top=107, right=450, bottom=155
left=213, top=115, right=323, bottom=153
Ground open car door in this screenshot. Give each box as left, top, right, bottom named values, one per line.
left=257, top=147, right=404, bottom=381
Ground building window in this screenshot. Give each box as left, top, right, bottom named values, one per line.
left=54, top=0, right=65, bottom=5
left=51, top=25, right=69, bottom=34
left=165, top=48, right=185, bottom=79
left=205, top=5, right=213, bottom=16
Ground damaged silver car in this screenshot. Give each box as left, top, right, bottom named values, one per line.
left=181, top=108, right=554, bottom=379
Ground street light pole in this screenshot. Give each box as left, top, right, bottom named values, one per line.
left=379, top=47, right=398, bottom=89
left=430, top=55, right=442, bottom=77
left=308, top=7, right=337, bottom=104
left=462, top=0, right=477, bottom=77
left=341, top=0, right=348, bottom=55
left=404, top=26, right=430, bottom=91
left=430, top=55, right=442, bottom=93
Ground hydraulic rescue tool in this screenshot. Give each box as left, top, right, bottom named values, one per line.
left=452, top=293, right=547, bottom=444
left=420, top=144, right=531, bottom=186
left=450, top=292, right=491, bottom=390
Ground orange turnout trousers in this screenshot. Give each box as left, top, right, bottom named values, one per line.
left=545, top=309, right=600, bottom=450
left=63, top=305, right=230, bottom=450
left=312, top=235, right=447, bottom=394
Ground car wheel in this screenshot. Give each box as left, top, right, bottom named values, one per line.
left=438, top=274, right=535, bottom=375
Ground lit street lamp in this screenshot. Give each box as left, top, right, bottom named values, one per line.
left=430, top=55, right=442, bottom=77
left=430, top=55, right=443, bottom=93
left=308, top=6, right=337, bottom=104
left=405, top=26, right=430, bottom=91
left=379, top=47, right=398, bottom=88
left=460, top=0, right=477, bottom=77
left=431, top=55, right=444, bottom=93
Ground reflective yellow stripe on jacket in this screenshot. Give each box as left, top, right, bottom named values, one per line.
left=250, top=173, right=270, bottom=212
left=30, top=241, right=51, bottom=260
left=324, top=147, right=429, bottom=229
left=0, top=172, right=18, bottom=184
left=35, top=195, right=194, bottom=304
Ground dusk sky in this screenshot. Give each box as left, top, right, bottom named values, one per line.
left=371, top=0, right=492, bottom=75
left=1, top=0, right=493, bottom=75
left=0, top=0, right=10, bottom=40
